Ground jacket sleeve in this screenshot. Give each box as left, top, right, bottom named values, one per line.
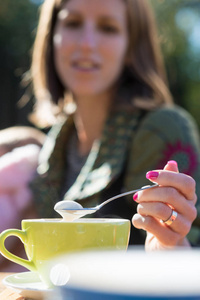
left=124, top=105, right=200, bottom=246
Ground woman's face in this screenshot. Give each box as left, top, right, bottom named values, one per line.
left=53, top=0, right=128, bottom=99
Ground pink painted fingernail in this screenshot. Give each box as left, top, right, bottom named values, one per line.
left=133, top=193, right=138, bottom=201
left=167, top=160, right=177, bottom=166
left=146, top=171, right=159, bottom=180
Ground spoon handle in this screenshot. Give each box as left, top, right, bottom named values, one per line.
left=97, top=183, right=158, bottom=210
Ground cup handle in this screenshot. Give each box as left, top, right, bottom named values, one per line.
left=0, top=228, right=36, bottom=272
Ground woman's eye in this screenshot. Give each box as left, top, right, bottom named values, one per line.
left=64, top=20, right=82, bottom=29
left=100, top=24, right=119, bottom=34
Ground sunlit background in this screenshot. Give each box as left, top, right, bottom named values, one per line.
left=0, top=0, right=200, bottom=129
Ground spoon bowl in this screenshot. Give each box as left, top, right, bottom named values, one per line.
left=54, top=183, right=158, bottom=221
left=54, top=201, right=96, bottom=221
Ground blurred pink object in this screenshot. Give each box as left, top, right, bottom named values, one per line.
left=0, top=144, right=40, bottom=232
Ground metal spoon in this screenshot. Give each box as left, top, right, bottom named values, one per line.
left=54, top=183, right=158, bottom=221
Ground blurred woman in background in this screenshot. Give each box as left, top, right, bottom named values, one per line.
left=29, top=0, right=200, bottom=249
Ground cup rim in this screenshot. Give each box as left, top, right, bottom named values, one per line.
left=22, top=218, right=130, bottom=224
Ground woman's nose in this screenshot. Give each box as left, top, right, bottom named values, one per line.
left=78, top=24, right=97, bottom=50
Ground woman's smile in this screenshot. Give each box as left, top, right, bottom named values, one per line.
left=71, top=59, right=100, bottom=72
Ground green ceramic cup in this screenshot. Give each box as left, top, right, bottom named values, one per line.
left=0, top=218, right=130, bottom=287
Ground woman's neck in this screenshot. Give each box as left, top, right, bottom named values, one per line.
left=74, top=94, right=112, bottom=156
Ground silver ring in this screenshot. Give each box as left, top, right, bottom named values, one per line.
left=162, top=210, right=178, bottom=226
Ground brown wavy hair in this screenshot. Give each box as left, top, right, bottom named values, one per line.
left=30, top=0, right=173, bottom=127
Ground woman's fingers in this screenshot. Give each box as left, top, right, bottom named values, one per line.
left=163, top=160, right=179, bottom=172
left=134, top=185, right=196, bottom=217
left=132, top=214, right=181, bottom=246
left=137, top=202, right=173, bottom=222
left=132, top=161, right=197, bottom=248
left=136, top=202, right=196, bottom=237
left=145, top=170, right=196, bottom=203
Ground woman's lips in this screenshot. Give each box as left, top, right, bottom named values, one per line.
left=72, top=60, right=99, bottom=72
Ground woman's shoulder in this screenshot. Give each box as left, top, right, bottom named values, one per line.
left=131, top=104, right=200, bottom=153
left=143, top=104, right=196, bottom=123
left=140, top=105, right=199, bottom=134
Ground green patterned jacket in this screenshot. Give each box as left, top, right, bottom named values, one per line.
left=30, top=105, right=200, bottom=245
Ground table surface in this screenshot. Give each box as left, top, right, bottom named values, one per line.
left=0, top=272, right=26, bottom=300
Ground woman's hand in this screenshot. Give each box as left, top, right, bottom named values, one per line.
left=132, top=160, right=197, bottom=250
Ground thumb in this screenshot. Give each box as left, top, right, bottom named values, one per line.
left=163, top=160, right=179, bottom=173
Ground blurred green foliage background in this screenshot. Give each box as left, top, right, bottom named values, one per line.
left=151, top=0, right=200, bottom=127
left=0, top=0, right=200, bottom=129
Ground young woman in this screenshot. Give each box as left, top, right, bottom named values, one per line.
left=30, top=0, right=200, bottom=250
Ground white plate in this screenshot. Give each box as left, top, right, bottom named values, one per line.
left=2, top=271, right=53, bottom=300
left=55, top=248, right=200, bottom=298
